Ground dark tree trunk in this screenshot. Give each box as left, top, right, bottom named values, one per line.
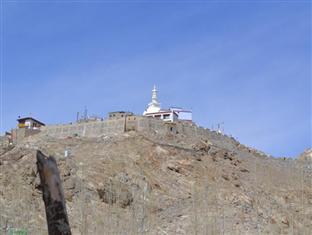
left=36, top=150, right=72, bottom=235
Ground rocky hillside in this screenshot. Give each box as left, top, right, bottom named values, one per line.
left=298, top=148, right=312, bottom=161
left=0, top=128, right=311, bottom=234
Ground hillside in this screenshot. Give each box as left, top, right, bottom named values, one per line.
left=0, top=126, right=311, bottom=234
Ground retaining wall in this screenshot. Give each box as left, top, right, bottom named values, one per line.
left=41, top=118, right=125, bottom=138
left=40, top=116, right=173, bottom=138
left=37, top=116, right=238, bottom=150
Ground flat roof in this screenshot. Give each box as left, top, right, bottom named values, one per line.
left=17, top=117, right=45, bottom=126
left=144, top=110, right=178, bottom=115
left=109, top=111, right=133, bottom=114
left=170, top=107, right=192, bottom=113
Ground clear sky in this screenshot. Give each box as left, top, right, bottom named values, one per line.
left=1, top=1, right=311, bottom=157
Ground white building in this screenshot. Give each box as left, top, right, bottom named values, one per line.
left=169, top=107, right=192, bottom=122
left=17, top=117, right=45, bottom=130
left=143, top=86, right=192, bottom=122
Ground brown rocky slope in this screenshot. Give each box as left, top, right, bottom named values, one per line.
left=0, top=129, right=311, bottom=234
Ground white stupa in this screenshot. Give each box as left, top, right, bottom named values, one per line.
left=143, top=85, right=192, bottom=122
left=143, top=85, right=161, bottom=115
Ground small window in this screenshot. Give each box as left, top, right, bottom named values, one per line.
left=121, top=115, right=124, bottom=117
left=163, top=114, right=170, bottom=119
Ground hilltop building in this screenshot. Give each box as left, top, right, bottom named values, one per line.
left=6, top=86, right=193, bottom=143
left=108, top=111, right=134, bottom=119
left=169, top=107, right=192, bottom=122
left=143, top=86, right=192, bottom=122
left=17, top=117, right=45, bottom=129
left=10, top=116, right=45, bottom=143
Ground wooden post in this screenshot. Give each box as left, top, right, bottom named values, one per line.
left=36, top=150, right=72, bottom=235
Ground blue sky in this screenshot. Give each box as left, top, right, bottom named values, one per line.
left=1, top=1, right=311, bottom=157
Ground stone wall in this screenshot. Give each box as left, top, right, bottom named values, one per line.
left=38, top=116, right=181, bottom=139
left=13, top=115, right=239, bottom=151
left=136, top=117, right=170, bottom=135
left=0, top=136, right=9, bottom=148
left=41, top=118, right=125, bottom=138
left=12, top=128, right=41, bottom=144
